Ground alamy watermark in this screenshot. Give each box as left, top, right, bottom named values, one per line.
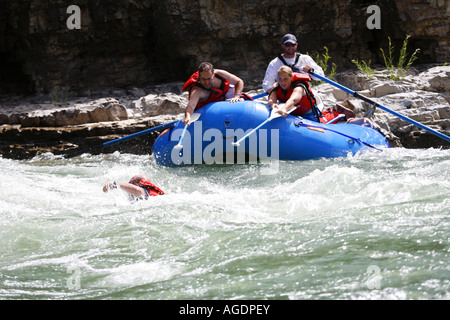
left=66, top=5, right=81, bottom=29
left=67, top=266, right=81, bottom=290
left=366, top=5, right=381, bottom=30
left=169, top=121, right=280, bottom=174
left=65, top=4, right=382, bottom=31
left=365, top=265, right=382, bottom=290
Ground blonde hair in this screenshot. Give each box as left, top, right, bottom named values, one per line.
left=278, top=65, right=293, bottom=77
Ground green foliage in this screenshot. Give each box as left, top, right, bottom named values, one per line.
left=351, top=35, right=420, bottom=81
left=351, top=59, right=375, bottom=79
left=307, top=46, right=337, bottom=87
left=315, top=46, right=337, bottom=79
left=380, top=35, right=420, bottom=80
left=51, top=86, right=69, bottom=106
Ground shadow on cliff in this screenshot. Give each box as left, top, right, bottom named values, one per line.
left=1, top=1, right=448, bottom=96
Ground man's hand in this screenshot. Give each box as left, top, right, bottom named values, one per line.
left=302, top=65, right=314, bottom=74
left=103, top=181, right=117, bottom=192
left=227, top=94, right=243, bottom=103
left=183, top=113, right=191, bottom=126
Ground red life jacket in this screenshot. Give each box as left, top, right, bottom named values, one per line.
left=138, top=180, right=165, bottom=197
left=273, top=73, right=317, bottom=117
left=182, top=71, right=230, bottom=110
left=321, top=108, right=346, bottom=123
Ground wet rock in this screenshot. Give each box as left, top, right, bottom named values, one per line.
left=131, top=93, right=187, bottom=117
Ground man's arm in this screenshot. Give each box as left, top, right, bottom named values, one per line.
left=183, top=87, right=202, bottom=125
left=215, top=69, right=244, bottom=102
left=262, top=60, right=280, bottom=92
left=299, top=54, right=325, bottom=80
left=103, top=181, right=146, bottom=197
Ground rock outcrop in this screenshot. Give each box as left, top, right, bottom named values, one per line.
left=0, top=88, right=184, bottom=159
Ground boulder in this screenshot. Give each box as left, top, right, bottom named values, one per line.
left=131, top=93, right=187, bottom=117
left=0, top=98, right=129, bottom=127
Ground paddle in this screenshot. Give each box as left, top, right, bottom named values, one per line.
left=308, top=71, right=450, bottom=143
left=64, top=119, right=179, bottom=159
left=251, top=92, right=268, bottom=100
left=174, top=93, right=265, bottom=150
left=173, top=113, right=201, bottom=150
left=232, top=104, right=296, bottom=147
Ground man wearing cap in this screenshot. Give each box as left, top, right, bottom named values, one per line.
left=262, top=34, right=325, bottom=92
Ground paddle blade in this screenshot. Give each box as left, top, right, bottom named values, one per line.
left=268, top=111, right=283, bottom=120
left=182, top=112, right=201, bottom=125
left=285, top=105, right=298, bottom=115
left=268, top=103, right=298, bottom=119
left=190, top=113, right=201, bottom=122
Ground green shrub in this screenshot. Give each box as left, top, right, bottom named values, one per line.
left=351, top=35, right=420, bottom=81
left=308, top=46, right=337, bottom=86
left=380, top=35, right=420, bottom=80
left=351, top=59, right=375, bottom=79
left=51, top=86, right=69, bottom=106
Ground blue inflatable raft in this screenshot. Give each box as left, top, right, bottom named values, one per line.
left=152, top=100, right=389, bottom=166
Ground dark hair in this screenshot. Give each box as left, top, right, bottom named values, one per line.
left=198, top=62, right=214, bottom=73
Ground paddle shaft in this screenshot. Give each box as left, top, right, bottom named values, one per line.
left=309, top=71, right=450, bottom=143
left=233, top=104, right=293, bottom=147
left=233, top=117, right=271, bottom=146
left=64, top=120, right=178, bottom=158
left=251, top=92, right=268, bottom=99
left=173, top=113, right=201, bottom=150
left=104, top=120, right=177, bottom=147
left=174, top=123, right=189, bottom=149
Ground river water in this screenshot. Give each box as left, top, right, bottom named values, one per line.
left=0, top=147, right=449, bottom=300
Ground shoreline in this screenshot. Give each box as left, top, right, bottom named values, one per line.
left=1, top=66, right=449, bottom=160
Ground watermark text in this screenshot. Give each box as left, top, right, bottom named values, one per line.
left=366, top=5, right=381, bottom=29
left=66, top=5, right=81, bottom=29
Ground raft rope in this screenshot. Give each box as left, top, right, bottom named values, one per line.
left=294, top=120, right=384, bottom=151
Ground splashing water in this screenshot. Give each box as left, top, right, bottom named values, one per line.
left=0, top=148, right=449, bottom=299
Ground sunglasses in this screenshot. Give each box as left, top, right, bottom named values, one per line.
left=284, top=43, right=296, bottom=47
left=199, top=74, right=215, bottom=81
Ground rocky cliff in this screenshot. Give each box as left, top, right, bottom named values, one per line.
left=1, top=0, right=449, bottom=159
left=1, top=0, right=448, bottom=94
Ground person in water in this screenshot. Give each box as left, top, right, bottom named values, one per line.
left=182, top=62, right=245, bottom=125
left=103, top=175, right=164, bottom=201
